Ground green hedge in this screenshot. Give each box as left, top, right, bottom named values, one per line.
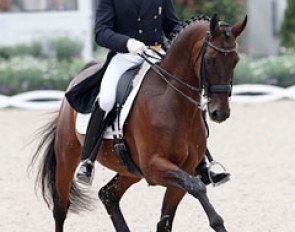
left=0, top=42, right=43, bottom=59
left=0, top=51, right=294, bottom=96
left=174, top=0, right=243, bottom=24
left=0, top=56, right=84, bottom=96
left=0, top=37, right=83, bottom=61
left=234, top=51, right=295, bottom=87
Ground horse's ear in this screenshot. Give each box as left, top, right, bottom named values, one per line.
left=231, top=15, right=248, bottom=38
left=210, top=13, right=219, bottom=36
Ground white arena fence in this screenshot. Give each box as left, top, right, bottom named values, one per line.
left=0, top=85, right=295, bottom=110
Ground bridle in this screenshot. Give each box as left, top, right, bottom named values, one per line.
left=141, top=31, right=237, bottom=107
left=193, top=31, right=236, bottom=98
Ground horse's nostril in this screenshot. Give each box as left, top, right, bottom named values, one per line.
left=210, top=110, right=230, bottom=122
left=211, top=110, right=219, bottom=119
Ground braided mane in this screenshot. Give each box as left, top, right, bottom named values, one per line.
left=169, top=15, right=211, bottom=41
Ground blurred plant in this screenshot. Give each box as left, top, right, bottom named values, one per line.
left=234, top=52, right=295, bottom=87
left=174, top=0, right=243, bottom=24
left=280, top=0, right=295, bottom=48
left=49, top=37, right=83, bottom=61
left=0, top=41, right=42, bottom=59
left=0, top=56, right=84, bottom=96
left=0, top=37, right=83, bottom=61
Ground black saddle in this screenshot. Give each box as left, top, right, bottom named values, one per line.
left=109, top=64, right=143, bottom=177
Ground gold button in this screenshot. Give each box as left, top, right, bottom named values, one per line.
left=138, top=29, right=143, bottom=34
left=154, top=15, right=158, bottom=19
left=137, top=17, right=141, bottom=22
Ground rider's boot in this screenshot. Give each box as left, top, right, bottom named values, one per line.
left=75, top=102, right=107, bottom=185
left=195, top=152, right=231, bottom=186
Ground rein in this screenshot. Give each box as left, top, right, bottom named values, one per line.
left=141, top=31, right=237, bottom=107
left=141, top=52, right=202, bottom=108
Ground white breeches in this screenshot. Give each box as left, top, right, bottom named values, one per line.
left=98, top=53, right=144, bottom=114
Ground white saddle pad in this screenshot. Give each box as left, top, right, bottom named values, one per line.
left=76, top=61, right=152, bottom=139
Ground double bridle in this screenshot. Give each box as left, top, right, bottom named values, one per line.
left=195, top=31, right=236, bottom=98
left=141, top=31, right=237, bottom=107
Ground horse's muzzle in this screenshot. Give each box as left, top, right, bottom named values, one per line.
left=209, top=109, right=230, bottom=123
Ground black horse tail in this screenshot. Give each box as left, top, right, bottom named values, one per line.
left=30, top=113, right=94, bottom=213
left=29, top=114, right=57, bottom=209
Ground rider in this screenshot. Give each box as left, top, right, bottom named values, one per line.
left=75, top=0, right=230, bottom=186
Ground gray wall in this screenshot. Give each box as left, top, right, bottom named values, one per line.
left=246, top=0, right=287, bottom=57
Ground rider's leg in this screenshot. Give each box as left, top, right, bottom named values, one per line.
left=75, top=101, right=107, bottom=184
left=75, top=53, right=144, bottom=185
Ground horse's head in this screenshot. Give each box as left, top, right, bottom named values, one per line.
left=196, top=14, right=247, bottom=123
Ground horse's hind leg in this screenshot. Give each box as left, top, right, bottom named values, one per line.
left=53, top=157, right=78, bottom=232
left=157, top=188, right=186, bottom=232
left=99, top=174, right=140, bottom=232
left=53, top=121, right=81, bottom=231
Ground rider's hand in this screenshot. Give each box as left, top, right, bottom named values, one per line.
left=127, top=38, right=147, bottom=55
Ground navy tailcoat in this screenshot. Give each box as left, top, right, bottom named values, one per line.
left=95, top=0, right=180, bottom=52
left=66, top=0, right=180, bottom=113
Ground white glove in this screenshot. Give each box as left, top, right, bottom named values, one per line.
left=127, top=38, right=147, bottom=55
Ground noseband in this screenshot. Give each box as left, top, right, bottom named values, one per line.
left=194, top=31, right=237, bottom=97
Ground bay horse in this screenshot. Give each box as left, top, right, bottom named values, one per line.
left=31, top=15, right=247, bottom=232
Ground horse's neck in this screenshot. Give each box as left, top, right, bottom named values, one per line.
left=159, top=29, right=206, bottom=108
left=156, top=58, right=201, bottom=122
left=162, top=23, right=207, bottom=84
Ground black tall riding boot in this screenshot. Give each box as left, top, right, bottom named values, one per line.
left=75, top=102, right=107, bottom=185
left=195, top=152, right=231, bottom=186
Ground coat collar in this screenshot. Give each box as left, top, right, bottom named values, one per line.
left=139, top=0, right=155, bottom=17
left=130, top=0, right=161, bottom=17
left=131, top=0, right=142, bottom=8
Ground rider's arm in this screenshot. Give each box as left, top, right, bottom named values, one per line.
left=94, top=0, right=130, bottom=53
left=162, top=0, right=182, bottom=40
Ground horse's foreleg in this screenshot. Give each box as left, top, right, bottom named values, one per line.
left=157, top=188, right=186, bottom=232
left=147, top=162, right=227, bottom=232
left=176, top=169, right=226, bottom=232
left=98, top=174, right=140, bottom=232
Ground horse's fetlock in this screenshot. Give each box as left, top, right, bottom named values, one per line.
left=157, top=215, right=172, bottom=232
left=53, top=208, right=67, bottom=223
left=210, top=214, right=225, bottom=230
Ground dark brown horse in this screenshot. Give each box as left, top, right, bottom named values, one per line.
left=32, top=15, right=247, bottom=232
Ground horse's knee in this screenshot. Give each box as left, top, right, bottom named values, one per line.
left=188, top=177, right=207, bottom=197
left=144, top=167, right=185, bottom=187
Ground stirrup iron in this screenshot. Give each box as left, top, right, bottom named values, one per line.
left=75, top=160, right=95, bottom=186
left=208, top=160, right=230, bottom=187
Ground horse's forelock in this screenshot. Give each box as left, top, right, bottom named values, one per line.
left=218, top=21, right=233, bottom=38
